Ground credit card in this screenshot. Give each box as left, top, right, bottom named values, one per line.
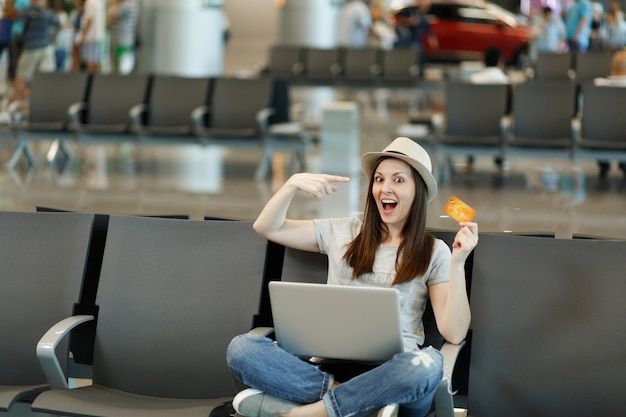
left=443, top=195, right=476, bottom=223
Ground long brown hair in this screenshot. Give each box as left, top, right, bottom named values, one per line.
left=343, top=156, right=434, bottom=285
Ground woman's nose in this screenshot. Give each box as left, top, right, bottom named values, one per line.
left=381, top=180, right=393, bottom=193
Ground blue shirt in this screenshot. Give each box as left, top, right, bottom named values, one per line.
left=532, top=14, right=566, bottom=57
left=10, top=0, right=30, bottom=37
left=565, top=0, right=593, bottom=48
left=18, top=4, right=60, bottom=49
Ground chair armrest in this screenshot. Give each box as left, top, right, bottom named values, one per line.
left=192, top=105, right=211, bottom=127
left=434, top=341, right=466, bottom=417
left=247, top=326, right=275, bottom=338
left=129, top=103, right=149, bottom=126
left=37, top=315, right=95, bottom=390
left=370, top=63, right=382, bottom=78
left=257, top=107, right=275, bottom=132
left=500, top=115, right=511, bottom=140
left=430, top=113, right=444, bottom=136
left=292, top=62, right=305, bottom=76
left=8, top=100, right=27, bottom=113
left=571, top=115, right=581, bottom=141
left=331, top=62, right=343, bottom=77
left=439, top=341, right=465, bottom=379
left=68, top=102, right=88, bottom=125
left=8, top=100, right=28, bottom=123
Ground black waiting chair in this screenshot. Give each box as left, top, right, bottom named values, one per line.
left=504, top=80, right=578, bottom=161
left=192, top=76, right=273, bottom=149
left=131, top=75, right=213, bottom=145
left=573, top=51, right=613, bottom=83
left=193, top=76, right=309, bottom=180
left=533, top=52, right=572, bottom=80
left=302, top=48, right=342, bottom=84
left=467, top=233, right=626, bottom=416
left=267, top=45, right=305, bottom=79
left=378, top=48, right=420, bottom=87
left=7, top=71, right=91, bottom=170
left=68, top=73, right=151, bottom=144
left=572, top=82, right=626, bottom=165
left=340, top=47, right=382, bottom=85
left=431, top=82, right=510, bottom=181
left=32, top=216, right=271, bottom=417
left=0, top=211, right=94, bottom=414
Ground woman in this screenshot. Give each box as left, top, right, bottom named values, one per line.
left=529, top=6, right=566, bottom=63
left=227, top=137, right=478, bottom=417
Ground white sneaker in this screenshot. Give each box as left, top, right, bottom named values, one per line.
left=232, top=388, right=298, bottom=417
left=376, top=404, right=399, bottom=417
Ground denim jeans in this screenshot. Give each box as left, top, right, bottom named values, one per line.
left=227, top=334, right=443, bottom=417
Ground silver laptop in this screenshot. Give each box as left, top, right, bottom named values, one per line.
left=268, top=281, right=404, bottom=362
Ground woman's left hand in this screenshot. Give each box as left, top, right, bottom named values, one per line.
left=451, top=222, right=478, bottom=263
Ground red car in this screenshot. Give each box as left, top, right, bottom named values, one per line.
left=391, top=0, right=530, bottom=66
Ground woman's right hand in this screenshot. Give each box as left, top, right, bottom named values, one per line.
left=286, top=173, right=350, bottom=199
left=253, top=173, right=350, bottom=252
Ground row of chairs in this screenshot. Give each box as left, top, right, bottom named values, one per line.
left=265, top=45, right=422, bottom=87
left=400, top=80, right=626, bottom=180
left=2, top=210, right=624, bottom=417
left=266, top=47, right=612, bottom=87
left=531, top=51, right=614, bottom=82
left=4, top=72, right=311, bottom=180
left=0, top=210, right=465, bottom=417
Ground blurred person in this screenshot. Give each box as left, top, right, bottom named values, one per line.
left=395, top=0, right=438, bottom=76
left=469, top=46, right=509, bottom=84
left=11, top=0, right=59, bottom=101
left=48, top=0, right=72, bottom=70
left=336, top=0, right=372, bottom=49
left=593, top=50, right=626, bottom=179
left=108, top=0, right=139, bottom=74
left=222, top=5, right=230, bottom=45
left=3, top=0, right=30, bottom=82
left=602, top=1, right=626, bottom=51
left=529, top=6, right=566, bottom=63
left=565, top=0, right=593, bottom=53
left=370, top=5, right=396, bottom=50
left=69, top=0, right=84, bottom=70
left=75, top=0, right=105, bottom=72
left=0, top=1, right=15, bottom=81
left=589, top=1, right=604, bottom=50
left=594, top=49, right=626, bottom=83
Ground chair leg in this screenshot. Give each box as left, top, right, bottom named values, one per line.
left=434, top=153, right=453, bottom=184
left=46, top=139, right=73, bottom=167
left=6, top=139, right=36, bottom=171
left=433, top=378, right=455, bottom=417
left=290, top=148, right=306, bottom=174
left=255, top=149, right=272, bottom=181
left=58, top=139, right=73, bottom=162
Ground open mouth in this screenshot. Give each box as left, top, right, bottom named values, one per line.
left=382, top=199, right=398, bottom=211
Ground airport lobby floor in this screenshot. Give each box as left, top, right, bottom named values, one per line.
left=0, top=80, right=625, bottom=241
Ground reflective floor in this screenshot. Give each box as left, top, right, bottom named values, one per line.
left=1, top=81, right=625, bottom=241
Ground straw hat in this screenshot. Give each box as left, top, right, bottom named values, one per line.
left=361, top=137, right=437, bottom=202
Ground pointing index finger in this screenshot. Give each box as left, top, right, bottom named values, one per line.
left=325, top=175, right=351, bottom=183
